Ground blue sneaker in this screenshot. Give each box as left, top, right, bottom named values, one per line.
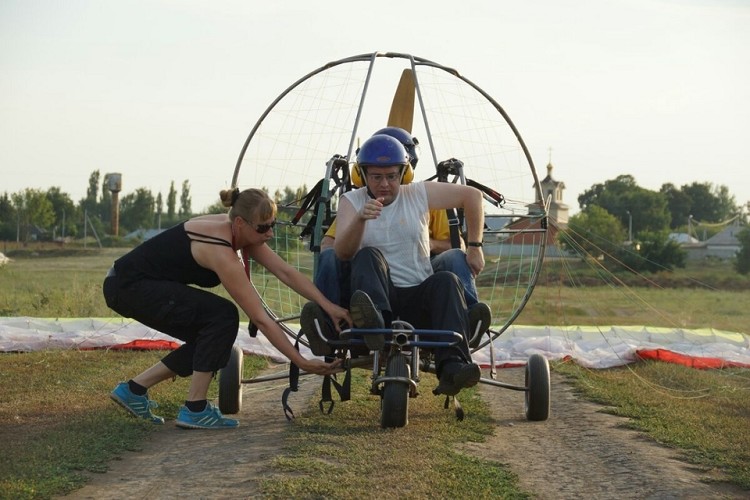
left=110, top=382, right=165, bottom=424
left=175, top=402, right=239, bottom=429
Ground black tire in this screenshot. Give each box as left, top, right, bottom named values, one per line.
left=525, top=353, right=550, bottom=421
left=380, top=353, right=410, bottom=428
left=219, top=345, right=244, bottom=414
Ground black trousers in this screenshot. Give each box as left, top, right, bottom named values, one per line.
left=349, top=247, right=473, bottom=375
left=103, top=271, right=238, bottom=377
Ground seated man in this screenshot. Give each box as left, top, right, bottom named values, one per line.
left=333, top=133, right=486, bottom=396
left=304, top=127, right=489, bottom=358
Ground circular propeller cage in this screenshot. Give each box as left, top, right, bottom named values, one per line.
left=232, top=52, right=548, bottom=351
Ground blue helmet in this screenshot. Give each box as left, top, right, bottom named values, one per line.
left=356, top=134, right=409, bottom=168
left=353, top=134, right=411, bottom=187
left=373, top=126, right=419, bottom=168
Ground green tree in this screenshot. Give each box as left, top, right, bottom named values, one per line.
left=11, top=189, right=55, bottom=242
left=578, top=175, right=670, bottom=235
left=0, top=192, right=15, bottom=240
left=560, top=205, right=626, bottom=261
left=618, top=230, right=686, bottom=273
left=80, top=170, right=100, bottom=217
left=735, top=227, right=750, bottom=275
left=179, top=180, right=192, bottom=217
left=203, top=201, right=227, bottom=214
left=660, top=183, right=692, bottom=229
left=119, top=188, right=155, bottom=232
left=46, top=187, right=78, bottom=239
left=154, top=192, right=164, bottom=227
left=681, top=182, right=737, bottom=223
left=167, top=182, right=177, bottom=221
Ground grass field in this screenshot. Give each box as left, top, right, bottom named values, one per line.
left=0, top=245, right=749, bottom=498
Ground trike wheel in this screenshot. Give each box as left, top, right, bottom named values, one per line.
left=219, top=344, right=243, bottom=414
left=524, top=353, right=550, bottom=421
left=380, top=353, right=410, bottom=428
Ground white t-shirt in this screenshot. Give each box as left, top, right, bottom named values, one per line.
left=343, top=182, right=433, bottom=287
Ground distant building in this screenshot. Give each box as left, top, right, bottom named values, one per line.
left=668, top=233, right=699, bottom=245
left=681, top=220, right=743, bottom=260
left=485, top=158, right=567, bottom=258
left=536, top=161, right=569, bottom=227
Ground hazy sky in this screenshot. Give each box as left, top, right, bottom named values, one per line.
left=2, top=0, right=748, bottom=216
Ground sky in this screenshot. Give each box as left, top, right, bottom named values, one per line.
left=1, top=0, right=749, bottom=216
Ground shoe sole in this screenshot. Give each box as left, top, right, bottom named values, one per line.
left=454, top=363, right=482, bottom=389
left=175, top=420, right=238, bottom=430
left=350, top=291, right=385, bottom=351
left=434, top=364, right=482, bottom=396
left=110, top=392, right=164, bottom=424
left=468, top=304, right=492, bottom=348
left=300, top=303, right=333, bottom=356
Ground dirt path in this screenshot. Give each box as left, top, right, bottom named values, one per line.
left=465, top=368, right=745, bottom=499
left=62, top=366, right=746, bottom=499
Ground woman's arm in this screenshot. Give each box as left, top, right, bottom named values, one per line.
left=249, top=244, right=351, bottom=331
left=197, top=244, right=341, bottom=374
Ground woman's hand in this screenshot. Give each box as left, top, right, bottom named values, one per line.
left=323, top=302, right=352, bottom=333
left=300, top=357, right=343, bottom=375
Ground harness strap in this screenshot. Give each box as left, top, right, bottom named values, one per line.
left=318, top=358, right=352, bottom=414
left=282, top=334, right=302, bottom=421
left=465, top=178, right=506, bottom=207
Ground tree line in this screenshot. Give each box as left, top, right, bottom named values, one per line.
left=0, top=171, right=310, bottom=244
left=564, top=175, right=749, bottom=274
left=2, top=169, right=748, bottom=274
left=0, top=170, right=196, bottom=243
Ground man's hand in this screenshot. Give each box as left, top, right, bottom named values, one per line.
left=466, top=246, right=485, bottom=276
left=359, top=197, right=384, bottom=220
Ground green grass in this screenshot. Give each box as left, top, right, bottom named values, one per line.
left=555, top=360, right=750, bottom=488
left=0, top=349, right=269, bottom=500
left=260, top=370, right=527, bottom=499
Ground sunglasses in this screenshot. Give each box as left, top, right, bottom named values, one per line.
left=252, top=219, right=277, bottom=233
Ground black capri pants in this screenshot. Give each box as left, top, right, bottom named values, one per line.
left=103, top=272, right=239, bottom=377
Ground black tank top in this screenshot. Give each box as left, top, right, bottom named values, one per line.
left=114, top=222, right=232, bottom=288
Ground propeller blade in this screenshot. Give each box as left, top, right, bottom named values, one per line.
left=387, top=69, right=415, bottom=133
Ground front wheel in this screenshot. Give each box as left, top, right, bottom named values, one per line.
left=380, top=353, right=410, bottom=428
left=525, top=353, right=550, bottom=421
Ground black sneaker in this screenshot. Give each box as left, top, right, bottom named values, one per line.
left=434, top=361, right=481, bottom=396
left=468, top=302, right=492, bottom=348
left=350, top=290, right=385, bottom=351
left=300, top=302, right=334, bottom=356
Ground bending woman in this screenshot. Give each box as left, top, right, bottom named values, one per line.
left=103, top=187, right=349, bottom=429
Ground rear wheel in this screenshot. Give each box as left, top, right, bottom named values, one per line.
left=524, top=353, right=550, bottom=421
left=219, top=345, right=244, bottom=414
left=380, top=353, right=410, bottom=428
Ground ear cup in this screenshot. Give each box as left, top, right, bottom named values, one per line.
left=401, top=163, right=414, bottom=184
left=351, top=163, right=365, bottom=187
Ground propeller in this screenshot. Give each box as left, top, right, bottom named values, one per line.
left=387, top=69, right=415, bottom=133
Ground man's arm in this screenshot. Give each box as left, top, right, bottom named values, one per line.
left=333, top=196, right=382, bottom=260
left=425, top=182, right=484, bottom=275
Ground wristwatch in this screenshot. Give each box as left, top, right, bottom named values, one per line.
left=467, top=241, right=483, bottom=247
